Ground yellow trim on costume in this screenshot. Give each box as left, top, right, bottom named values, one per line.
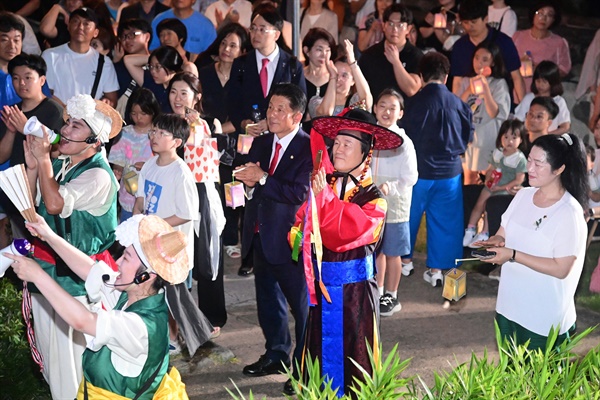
left=76, top=367, right=188, bottom=400
left=77, top=380, right=130, bottom=400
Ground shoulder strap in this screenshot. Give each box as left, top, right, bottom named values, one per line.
left=132, top=361, right=167, bottom=400
left=91, top=54, right=105, bottom=99
left=300, top=7, right=308, bottom=27
left=496, top=8, right=509, bottom=31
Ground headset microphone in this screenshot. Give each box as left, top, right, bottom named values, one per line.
left=102, top=272, right=150, bottom=287
left=62, top=136, right=98, bottom=144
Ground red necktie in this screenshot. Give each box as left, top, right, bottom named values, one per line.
left=268, top=142, right=282, bottom=175
left=260, top=58, right=269, bottom=97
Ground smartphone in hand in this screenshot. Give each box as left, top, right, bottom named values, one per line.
left=471, top=249, right=496, bottom=260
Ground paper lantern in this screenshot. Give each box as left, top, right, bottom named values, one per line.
left=470, top=76, right=484, bottom=95
left=520, top=59, right=533, bottom=78
left=433, top=13, right=447, bottom=28
left=237, top=134, right=254, bottom=155
left=123, top=169, right=138, bottom=195
left=442, top=268, right=467, bottom=302
left=225, top=181, right=245, bottom=209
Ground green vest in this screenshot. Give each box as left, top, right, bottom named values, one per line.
left=35, top=153, right=118, bottom=296
left=82, top=292, right=169, bottom=399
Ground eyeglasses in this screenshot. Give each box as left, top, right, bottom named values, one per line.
left=144, top=64, right=165, bottom=72
left=535, top=10, right=555, bottom=19
left=120, top=31, right=143, bottom=41
left=148, top=129, right=173, bottom=138
left=249, top=26, right=277, bottom=34
left=386, top=21, right=408, bottom=30
left=526, top=112, right=548, bottom=121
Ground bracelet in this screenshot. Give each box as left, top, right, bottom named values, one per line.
left=509, top=249, right=516, bottom=263
left=349, top=60, right=357, bottom=66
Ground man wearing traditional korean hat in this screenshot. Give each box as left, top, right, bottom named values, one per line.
left=290, top=107, right=402, bottom=396
left=7, top=214, right=190, bottom=399
left=22, top=93, right=122, bottom=399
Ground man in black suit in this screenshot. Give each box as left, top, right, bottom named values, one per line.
left=226, top=4, right=306, bottom=276
left=234, top=83, right=311, bottom=395
left=227, top=4, right=306, bottom=137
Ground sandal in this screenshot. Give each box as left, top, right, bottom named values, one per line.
left=211, top=326, right=221, bottom=339
left=224, top=245, right=241, bottom=259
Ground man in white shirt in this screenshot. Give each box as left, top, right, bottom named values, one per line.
left=42, top=7, right=119, bottom=107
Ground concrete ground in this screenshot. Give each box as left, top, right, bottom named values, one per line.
left=173, top=80, right=600, bottom=399
left=175, top=250, right=600, bottom=400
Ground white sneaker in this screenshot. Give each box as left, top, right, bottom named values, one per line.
left=462, top=228, right=476, bottom=247
left=468, top=232, right=490, bottom=248
left=423, top=269, right=443, bottom=287
left=169, top=339, right=182, bottom=356
left=401, top=261, right=414, bottom=276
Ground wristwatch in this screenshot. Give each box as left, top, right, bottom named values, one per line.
left=509, top=249, right=516, bottom=263
left=259, top=172, right=268, bottom=185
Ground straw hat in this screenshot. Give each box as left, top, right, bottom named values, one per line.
left=138, top=216, right=189, bottom=285
left=115, top=215, right=189, bottom=285
left=311, top=108, right=403, bottom=150
left=64, top=94, right=123, bottom=142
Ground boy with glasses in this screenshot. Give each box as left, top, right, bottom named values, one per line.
left=359, top=3, right=423, bottom=102
left=227, top=5, right=305, bottom=139
left=113, top=18, right=152, bottom=112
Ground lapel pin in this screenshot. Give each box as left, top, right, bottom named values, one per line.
left=290, top=155, right=294, bottom=159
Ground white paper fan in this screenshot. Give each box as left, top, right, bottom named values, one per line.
left=0, top=164, right=36, bottom=222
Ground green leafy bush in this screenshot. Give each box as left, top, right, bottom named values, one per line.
left=418, top=323, right=600, bottom=400
left=0, top=277, right=49, bottom=399
left=227, top=325, right=600, bottom=400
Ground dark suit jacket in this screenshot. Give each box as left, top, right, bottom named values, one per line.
left=226, top=48, right=306, bottom=132
left=241, top=129, right=312, bottom=265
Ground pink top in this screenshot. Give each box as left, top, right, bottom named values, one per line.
left=512, top=29, right=571, bottom=93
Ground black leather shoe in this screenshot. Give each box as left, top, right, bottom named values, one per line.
left=243, top=355, right=289, bottom=377
left=283, top=379, right=296, bottom=395
left=238, top=264, right=253, bottom=276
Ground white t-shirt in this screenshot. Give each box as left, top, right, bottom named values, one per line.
left=497, top=187, right=586, bottom=336
left=371, top=124, right=418, bottom=223
left=137, top=156, right=199, bottom=271
left=488, top=6, right=517, bottom=38
left=514, top=93, right=570, bottom=132
left=42, top=44, right=120, bottom=104
left=204, top=0, right=253, bottom=28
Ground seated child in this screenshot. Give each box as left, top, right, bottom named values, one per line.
left=463, top=119, right=527, bottom=248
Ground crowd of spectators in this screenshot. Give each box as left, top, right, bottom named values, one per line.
left=0, top=0, right=599, bottom=397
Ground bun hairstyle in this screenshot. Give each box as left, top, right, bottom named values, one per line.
left=531, top=133, right=589, bottom=208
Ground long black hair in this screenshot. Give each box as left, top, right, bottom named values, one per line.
left=194, top=22, right=250, bottom=69
left=531, top=133, right=589, bottom=208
